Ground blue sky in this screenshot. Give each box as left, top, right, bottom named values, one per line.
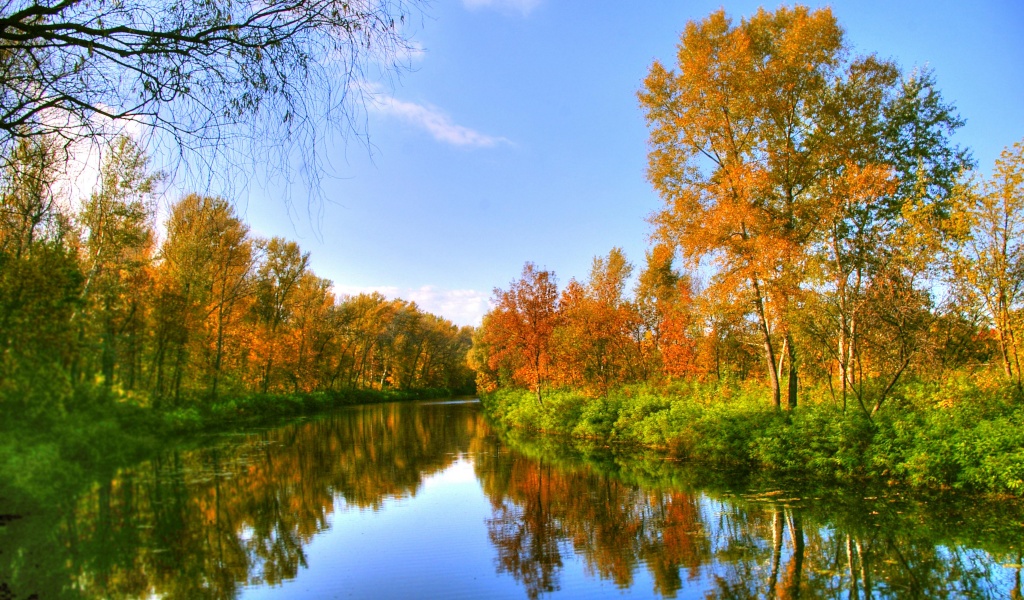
left=238, top=0, right=1023, bottom=327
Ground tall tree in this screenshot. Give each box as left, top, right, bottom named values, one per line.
left=640, top=6, right=848, bottom=409
left=639, top=6, right=970, bottom=411
left=252, top=237, right=308, bottom=393
left=155, top=194, right=252, bottom=403
left=78, top=136, right=160, bottom=389
left=952, top=140, right=1024, bottom=388
left=634, top=244, right=681, bottom=361
left=809, top=65, right=970, bottom=414
left=554, top=248, right=639, bottom=393
left=286, top=272, right=336, bottom=392
left=0, top=136, right=80, bottom=412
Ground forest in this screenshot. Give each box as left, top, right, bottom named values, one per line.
left=0, top=134, right=475, bottom=430
left=471, top=6, right=1024, bottom=494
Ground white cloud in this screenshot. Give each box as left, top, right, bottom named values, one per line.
left=462, top=0, right=542, bottom=16
left=334, top=284, right=490, bottom=327
left=365, top=86, right=509, bottom=148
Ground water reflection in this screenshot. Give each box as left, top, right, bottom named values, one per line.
left=2, top=400, right=1022, bottom=599
left=54, top=401, right=486, bottom=598
left=486, top=430, right=1024, bottom=599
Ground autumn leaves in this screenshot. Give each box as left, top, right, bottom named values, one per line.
left=475, top=6, right=1017, bottom=415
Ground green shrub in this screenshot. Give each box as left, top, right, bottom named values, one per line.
left=481, top=375, right=1024, bottom=495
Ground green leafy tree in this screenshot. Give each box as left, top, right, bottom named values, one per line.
left=0, top=136, right=81, bottom=413
left=78, top=136, right=160, bottom=389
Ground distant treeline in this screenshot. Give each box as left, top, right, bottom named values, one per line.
left=0, top=135, right=475, bottom=418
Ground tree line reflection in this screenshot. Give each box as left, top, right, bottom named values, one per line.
left=49, top=401, right=485, bottom=598
left=480, top=431, right=1024, bottom=599
left=5, top=401, right=1021, bottom=598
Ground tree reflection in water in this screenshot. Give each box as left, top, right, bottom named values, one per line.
left=54, top=401, right=485, bottom=598
left=4, top=401, right=1022, bottom=599
left=479, top=429, right=1024, bottom=599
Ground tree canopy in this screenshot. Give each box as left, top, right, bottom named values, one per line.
left=638, top=6, right=970, bottom=410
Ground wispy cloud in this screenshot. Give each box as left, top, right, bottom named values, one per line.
left=394, top=40, right=426, bottom=65
left=462, top=0, right=542, bottom=17
left=364, top=85, right=508, bottom=148
left=334, top=284, right=490, bottom=327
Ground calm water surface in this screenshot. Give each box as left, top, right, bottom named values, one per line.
left=2, top=399, right=1023, bottom=598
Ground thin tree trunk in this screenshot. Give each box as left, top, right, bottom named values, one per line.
left=752, top=276, right=781, bottom=410
left=786, top=333, right=798, bottom=409
left=846, top=535, right=859, bottom=599
left=783, top=511, right=804, bottom=598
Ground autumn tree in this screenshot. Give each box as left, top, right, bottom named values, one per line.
left=334, top=292, right=395, bottom=390
left=633, top=244, right=680, bottom=367
left=639, top=7, right=844, bottom=409
left=252, top=237, right=309, bottom=393
left=285, top=272, right=336, bottom=392
left=952, top=140, right=1024, bottom=388
left=554, top=248, right=640, bottom=393
left=634, top=244, right=711, bottom=380
left=483, top=263, right=559, bottom=406
left=154, top=194, right=253, bottom=402
left=640, top=6, right=969, bottom=410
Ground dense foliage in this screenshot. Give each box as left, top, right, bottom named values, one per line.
left=472, top=6, right=1024, bottom=494
left=484, top=378, right=1024, bottom=495
left=0, top=135, right=475, bottom=425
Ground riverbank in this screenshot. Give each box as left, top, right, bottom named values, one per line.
left=481, top=377, right=1024, bottom=496
left=0, top=386, right=462, bottom=512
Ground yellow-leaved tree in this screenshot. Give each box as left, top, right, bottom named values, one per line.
left=640, top=6, right=970, bottom=412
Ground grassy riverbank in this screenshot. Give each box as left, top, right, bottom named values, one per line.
left=0, top=386, right=460, bottom=512
left=482, top=377, right=1024, bottom=496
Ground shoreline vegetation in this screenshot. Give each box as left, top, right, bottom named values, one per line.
left=481, top=378, right=1024, bottom=497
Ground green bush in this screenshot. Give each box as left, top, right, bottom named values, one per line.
left=481, top=376, right=1024, bottom=495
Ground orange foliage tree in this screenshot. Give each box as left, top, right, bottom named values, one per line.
left=554, top=248, right=641, bottom=394
left=640, top=6, right=850, bottom=409
left=639, top=6, right=970, bottom=410
left=482, top=263, right=559, bottom=406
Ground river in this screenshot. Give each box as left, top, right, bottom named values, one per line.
left=2, top=399, right=1022, bottom=598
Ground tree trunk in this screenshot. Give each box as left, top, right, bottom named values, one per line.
left=783, top=511, right=804, bottom=598
left=752, top=277, right=781, bottom=409
left=786, top=333, right=798, bottom=409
